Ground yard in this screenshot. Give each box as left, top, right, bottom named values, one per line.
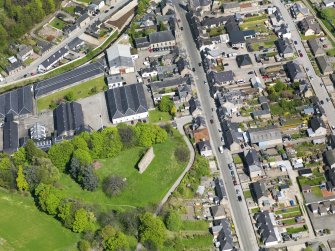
left=243, top=190, right=252, bottom=199
left=251, top=39, right=276, bottom=51
left=311, top=186, right=323, bottom=197
left=49, top=17, right=67, bottom=31
left=37, top=76, right=106, bottom=111
left=163, top=235, right=212, bottom=251
left=0, top=189, right=79, bottom=251
left=294, top=142, right=326, bottom=158
left=180, top=220, right=209, bottom=231
left=298, top=175, right=325, bottom=187
left=281, top=218, right=297, bottom=226
left=275, top=206, right=301, bottom=214
left=58, top=135, right=188, bottom=211
left=62, top=5, right=76, bottom=15
left=286, top=225, right=308, bottom=234
left=149, top=110, right=173, bottom=123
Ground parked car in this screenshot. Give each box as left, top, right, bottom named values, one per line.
left=198, top=62, right=202, bottom=66
left=323, top=44, right=328, bottom=48
left=219, top=146, right=224, bottom=153
left=210, top=119, right=213, bottom=124
left=326, top=98, right=330, bottom=102
left=294, top=40, right=298, bottom=45
left=299, top=53, right=303, bottom=57
left=320, top=100, right=324, bottom=105
left=204, top=80, right=207, bottom=85
left=180, top=27, right=183, bottom=30
left=248, top=71, right=253, bottom=74
left=230, top=171, right=235, bottom=176
left=192, top=67, right=195, bottom=72
left=237, top=195, right=242, bottom=202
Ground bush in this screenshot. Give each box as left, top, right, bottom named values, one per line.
left=174, top=146, right=189, bottom=163
left=102, top=176, right=126, bottom=197
left=64, top=91, right=75, bottom=101
left=69, top=158, right=99, bottom=191
left=165, top=210, right=182, bottom=231
left=77, top=240, right=90, bottom=251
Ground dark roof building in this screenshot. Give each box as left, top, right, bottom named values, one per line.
left=3, top=114, right=19, bottom=154
left=0, top=85, right=33, bottom=119
left=34, top=61, right=105, bottom=97
left=134, top=37, right=150, bottom=49
left=275, top=38, right=294, bottom=57
left=149, top=30, right=175, bottom=44
left=105, top=84, right=148, bottom=124
left=38, top=47, right=69, bottom=72
left=236, top=54, right=252, bottom=68
left=254, top=211, right=279, bottom=245
left=286, top=61, right=304, bottom=81
left=53, top=102, right=84, bottom=136
left=251, top=181, right=268, bottom=201
left=214, top=177, right=227, bottom=201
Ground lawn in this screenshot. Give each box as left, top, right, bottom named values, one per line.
left=327, top=48, right=335, bottom=56
left=281, top=218, right=297, bottom=225
left=298, top=176, right=325, bottom=187
left=233, top=154, right=243, bottom=164
left=163, top=235, right=212, bottom=251
left=251, top=39, right=276, bottom=51
left=58, top=135, right=187, bottom=211
left=243, top=190, right=252, bottom=199
left=37, top=76, right=106, bottom=111
left=62, top=6, right=76, bottom=15
left=311, top=186, right=323, bottom=197
left=149, top=110, right=173, bottom=123
left=49, top=17, right=67, bottom=31
left=275, top=206, right=300, bottom=214
left=180, top=220, right=209, bottom=231
left=286, top=225, right=307, bottom=234
left=0, top=189, right=79, bottom=251
left=251, top=207, right=260, bottom=214
left=243, top=14, right=267, bottom=22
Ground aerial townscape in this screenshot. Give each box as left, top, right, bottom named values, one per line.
left=3, top=0, right=335, bottom=250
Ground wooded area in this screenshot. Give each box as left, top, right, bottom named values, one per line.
left=0, top=0, right=62, bottom=52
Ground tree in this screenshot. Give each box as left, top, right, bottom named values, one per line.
left=102, top=176, right=126, bottom=197
left=24, top=157, right=60, bottom=190
left=117, top=123, right=137, bottom=148
left=139, top=212, right=166, bottom=249
left=119, top=209, right=141, bottom=235
left=69, top=158, right=98, bottom=191
left=48, top=141, right=74, bottom=171
left=0, top=157, right=12, bottom=170
left=13, top=147, right=26, bottom=166
left=16, top=166, right=29, bottom=191
left=165, top=211, right=181, bottom=231
left=58, top=200, right=74, bottom=228
left=72, top=136, right=89, bottom=151
left=72, top=208, right=95, bottom=233
left=0, top=167, right=17, bottom=190
left=77, top=240, right=90, bottom=251
left=170, top=105, right=177, bottom=117
left=159, top=96, right=173, bottom=112
left=100, top=225, right=129, bottom=251
left=73, top=149, right=92, bottom=166
left=135, top=123, right=168, bottom=147
left=35, top=183, right=62, bottom=215
left=24, top=139, right=47, bottom=162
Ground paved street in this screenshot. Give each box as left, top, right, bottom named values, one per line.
left=173, top=1, right=259, bottom=250
left=273, top=0, right=335, bottom=131
left=4, top=0, right=129, bottom=83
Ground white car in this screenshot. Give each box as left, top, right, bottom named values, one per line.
left=218, top=146, right=224, bottom=153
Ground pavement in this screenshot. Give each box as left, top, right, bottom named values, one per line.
left=273, top=0, right=335, bottom=131
left=172, top=1, right=259, bottom=250
left=154, top=115, right=195, bottom=216
left=4, top=0, right=129, bottom=83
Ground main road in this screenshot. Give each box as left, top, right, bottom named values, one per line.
left=273, top=0, right=335, bottom=130
left=4, top=0, right=130, bottom=83
left=172, top=1, right=259, bottom=250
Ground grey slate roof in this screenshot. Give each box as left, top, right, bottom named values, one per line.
left=40, top=47, right=69, bottom=69
left=245, top=149, right=261, bottom=167
left=286, top=61, right=304, bottom=80
left=299, top=16, right=321, bottom=34
left=215, top=177, right=227, bottom=200
left=324, top=149, right=335, bottom=167
left=105, top=84, right=148, bottom=120
left=248, top=126, right=282, bottom=144
left=0, top=85, right=33, bottom=118
left=310, top=116, right=325, bottom=131
left=149, top=30, right=175, bottom=44
left=5, top=61, right=23, bottom=74
left=307, top=38, right=325, bottom=56
left=35, top=61, right=105, bottom=97
left=236, top=54, right=252, bottom=67
left=208, top=70, right=234, bottom=84
left=255, top=211, right=278, bottom=244
left=197, top=140, right=211, bottom=151
left=53, top=102, right=84, bottom=136
left=134, top=37, right=150, bottom=48
left=275, top=38, right=294, bottom=55
left=251, top=181, right=267, bottom=201
left=150, top=77, right=189, bottom=91
left=68, top=37, right=84, bottom=51
left=3, top=115, right=19, bottom=154
left=316, top=56, right=333, bottom=74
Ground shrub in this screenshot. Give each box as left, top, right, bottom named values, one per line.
left=102, top=176, right=126, bottom=197
left=174, top=146, right=189, bottom=163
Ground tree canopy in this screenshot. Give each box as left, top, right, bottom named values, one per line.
left=139, top=212, right=166, bottom=249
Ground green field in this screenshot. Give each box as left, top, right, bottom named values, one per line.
left=49, top=17, right=67, bottom=30
left=58, top=135, right=187, bottom=211
left=149, top=110, right=173, bottom=123
left=0, top=189, right=79, bottom=251
left=180, top=220, right=209, bottom=231
left=37, top=76, right=106, bottom=111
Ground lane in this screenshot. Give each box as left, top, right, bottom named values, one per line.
left=274, top=0, right=335, bottom=130
left=173, top=2, right=259, bottom=250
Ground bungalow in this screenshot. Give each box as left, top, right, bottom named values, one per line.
left=269, top=9, right=284, bottom=26
left=208, top=70, right=235, bottom=87
left=275, top=38, right=294, bottom=58
left=286, top=61, right=304, bottom=82
left=197, top=140, right=213, bottom=157
left=316, top=56, right=333, bottom=75
left=17, top=45, right=33, bottom=62
left=244, top=149, right=264, bottom=178
left=307, top=116, right=327, bottom=144
left=307, top=38, right=325, bottom=57
left=298, top=16, right=321, bottom=36
left=290, top=3, right=309, bottom=20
